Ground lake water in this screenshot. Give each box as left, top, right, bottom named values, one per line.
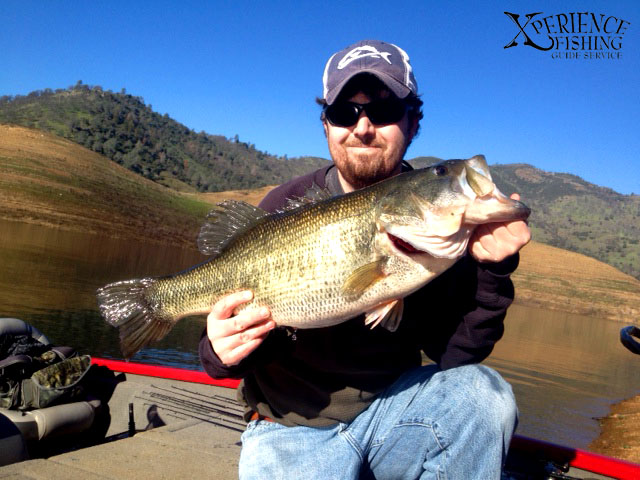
left=1, top=219, right=639, bottom=450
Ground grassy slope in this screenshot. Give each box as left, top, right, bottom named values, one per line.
left=514, top=241, right=640, bottom=322
left=0, top=124, right=211, bottom=247
left=2, top=124, right=639, bottom=322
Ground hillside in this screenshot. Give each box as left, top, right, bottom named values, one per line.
left=0, top=84, right=328, bottom=193
left=513, top=241, right=640, bottom=322
left=0, top=124, right=211, bottom=247
left=1, top=124, right=638, bottom=323
left=490, top=164, right=640, bottom=280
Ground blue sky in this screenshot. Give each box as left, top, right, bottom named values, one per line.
left=2, top=1, right=638, bottom=194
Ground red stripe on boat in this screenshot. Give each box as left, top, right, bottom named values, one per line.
left=91, top=357, right=241, bottom=389
left=511, top=435, right=640, bottom=480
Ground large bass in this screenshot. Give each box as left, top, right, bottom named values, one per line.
left=97, top=155, right=530, bottom=358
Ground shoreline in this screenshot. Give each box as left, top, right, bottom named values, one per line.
left=589, top=393, right=640, bottom=464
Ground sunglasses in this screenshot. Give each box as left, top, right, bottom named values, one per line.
left=324, top=98, right=409, bottom=127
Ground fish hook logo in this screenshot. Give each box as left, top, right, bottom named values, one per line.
left=337, top=46, right=393, bottom=70
left=503, top=11, right=553, bottom=51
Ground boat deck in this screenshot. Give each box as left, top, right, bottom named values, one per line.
left=0, top=419, right=241, bottom=479
left=0, top=364, right=634, bottom=479
left=0, top=371, right=242, bottom=479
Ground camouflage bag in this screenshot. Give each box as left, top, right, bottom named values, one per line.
left=0, top=347, right=92, bottom=410
left=19, top=355, right=92, bottom=410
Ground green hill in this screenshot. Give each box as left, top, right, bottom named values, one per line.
left=0, top=83, right=328, bottom=193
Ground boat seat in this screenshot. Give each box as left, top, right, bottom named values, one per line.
left=0, top=398, right=101, bottom=442
left=0, top=319, right=102, bottom=465
left=0, top=318, right=50, bottom=345
left=0, top=412, right=28, bottom=465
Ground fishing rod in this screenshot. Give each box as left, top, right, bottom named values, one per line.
left=136, top=399, right=246, bottom=433
left=155, top=383, right=245, bottom=413
left=140, top=390, right=245, bottom=425
left=168, top=384, right=243, bottom=410
left=144, top=385, right=244, bottom=417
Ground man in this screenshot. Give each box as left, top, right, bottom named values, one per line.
left=200, top=39, right=531, bottom=479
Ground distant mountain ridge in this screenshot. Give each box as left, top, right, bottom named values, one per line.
left=0, top=83, right=329, bottom=192
left=1, top=86, right=638, bottom=280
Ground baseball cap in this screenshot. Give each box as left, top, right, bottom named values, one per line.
left=322, top=39, right=418, bottom=105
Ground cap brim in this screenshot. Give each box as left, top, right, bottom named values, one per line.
left=325, top=70, right=412, bottom=105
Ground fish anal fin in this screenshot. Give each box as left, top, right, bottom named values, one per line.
left=342, top=258, right=389, bottom=297
left=364, top=299, right=404, bottom=332
left=197, top=200, right=269, bottom=256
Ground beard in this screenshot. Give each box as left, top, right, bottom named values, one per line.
left=329, top=140, right=409, bottom=190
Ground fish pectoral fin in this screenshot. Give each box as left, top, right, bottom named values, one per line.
left=364, top=299, right=404, bottom=332
left=342, top=258, right=389, bottom=298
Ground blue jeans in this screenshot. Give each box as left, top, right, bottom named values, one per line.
left=239, top=364, right=517, bottom=480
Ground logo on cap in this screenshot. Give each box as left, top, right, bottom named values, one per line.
left=337, top=46, right=393, bottom=70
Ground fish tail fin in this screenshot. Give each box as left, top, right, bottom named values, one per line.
left=96, top=278, right=174, bottom=359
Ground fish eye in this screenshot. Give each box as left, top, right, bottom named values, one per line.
left=434, top=165, right=448, bottom=176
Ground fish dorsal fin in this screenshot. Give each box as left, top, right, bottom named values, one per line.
left=197, top=200, right=269, bottom=256
left=278, top=183, right=333, bottom=213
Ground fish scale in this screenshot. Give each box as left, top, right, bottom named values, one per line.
left=97, top=156, right=531, bottom=359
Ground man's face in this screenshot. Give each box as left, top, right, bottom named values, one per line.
left=323, top=88, right=417, bottom=192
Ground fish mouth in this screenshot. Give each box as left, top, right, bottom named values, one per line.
left=464, top=195, right=531, bottom=224
left=387, top=233, right=424, bottom=254
left=461, top=156, right=531, bottom=224
left=384, top=226, right=472, bottom=260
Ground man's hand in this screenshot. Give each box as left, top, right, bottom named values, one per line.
left=207, top=290, right=275, bottom=366
left=469, top=194, right=531, bottom=263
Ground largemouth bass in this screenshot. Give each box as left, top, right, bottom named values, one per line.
left=97, top=155, right=530, bottom=359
